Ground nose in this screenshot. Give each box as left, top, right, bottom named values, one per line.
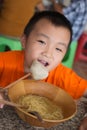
left=42, top=46, right=53, bottom=58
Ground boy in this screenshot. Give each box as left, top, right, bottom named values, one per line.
left=0, top=11, right=87, bottom=129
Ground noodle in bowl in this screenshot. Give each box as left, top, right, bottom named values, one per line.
left=17, top=94, right=63, bottom=120
left=8, top=80, right=76, bottom=128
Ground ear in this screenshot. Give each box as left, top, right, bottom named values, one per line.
left=20, top=34, right=27, bottom=49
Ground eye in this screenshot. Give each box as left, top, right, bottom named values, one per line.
left=56, top=48, right=62, bottom=52
left=37, top=40, right=46, bottom=45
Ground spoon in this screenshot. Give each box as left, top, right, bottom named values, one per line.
left=0, top=99, right=43, bottom=122
left=0, top=60, right=48, bottom=92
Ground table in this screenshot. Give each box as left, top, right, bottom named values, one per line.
left=0, top=100, right=85, bottom=130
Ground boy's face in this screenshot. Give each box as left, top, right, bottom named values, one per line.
left=21, top=19, right=71, bottom=73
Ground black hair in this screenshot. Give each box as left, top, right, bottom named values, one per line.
left=24, top=11, right=72, bottom=46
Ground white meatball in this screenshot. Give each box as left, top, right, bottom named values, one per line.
left=29, top=60, right=48, bottom=80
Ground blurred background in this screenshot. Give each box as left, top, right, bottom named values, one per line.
left=0, top=0, right=87, bottom=80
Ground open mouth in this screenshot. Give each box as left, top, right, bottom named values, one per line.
left=38, top=59, right=49, bottom=67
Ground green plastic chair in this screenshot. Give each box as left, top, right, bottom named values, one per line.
left=62, top=41, right=77, bottom=68
left=0, top=35, right=22, bottom=52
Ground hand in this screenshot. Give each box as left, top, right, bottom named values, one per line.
left=0, top=92, right=5, bottom=108
left=50, top=0, right=64, bottom=14
left=79, top=117, right=87, bottom=130
left=0, top=88, right=8, bottom=108
left=35, top=2, right=46, bottom=12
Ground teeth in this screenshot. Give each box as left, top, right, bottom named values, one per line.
left=38, top=60, right=48, bottom=66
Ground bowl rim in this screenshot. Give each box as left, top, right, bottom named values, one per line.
left=8, top=79, right=77, bottom=123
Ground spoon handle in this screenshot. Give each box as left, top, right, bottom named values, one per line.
left=0, top=99, right=22, bottom=107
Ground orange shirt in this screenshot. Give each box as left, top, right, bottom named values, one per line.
left=0, top=51, right=87, bottom=99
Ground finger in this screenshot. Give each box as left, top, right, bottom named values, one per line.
left=0, top=104, right=4, bottom=109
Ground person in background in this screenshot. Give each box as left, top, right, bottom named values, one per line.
left=0, top=11, right=87, bottom=130
left=0, top=0, right=39, bottom=37
left=36, top=0, right=87, bottom=41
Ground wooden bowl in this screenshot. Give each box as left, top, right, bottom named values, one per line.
left=8, top=80, right=76, bottom=128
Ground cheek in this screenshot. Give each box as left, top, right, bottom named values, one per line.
left=53, top=52, right=65, bottom=67
left=54, top=51, right=65, bottom=61
left=54, top=57, right=62, bottom=66
left=49, top=55, right=63, bottom=71
left=25, top=44, right=41, bottom=62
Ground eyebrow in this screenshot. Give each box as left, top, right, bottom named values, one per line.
left=37, top=33, right=49, bottom=39
left=37, top=33, right=68, bottom=48
left=57, top=42, right=67, bottom=48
